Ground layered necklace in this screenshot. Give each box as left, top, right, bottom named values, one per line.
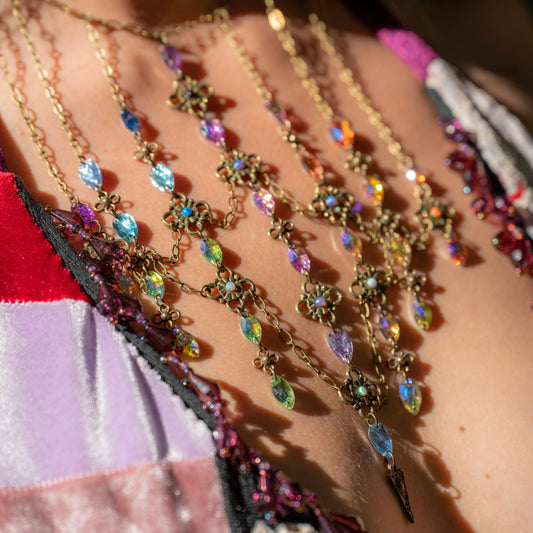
left=2, top=0, right=470, bottom=524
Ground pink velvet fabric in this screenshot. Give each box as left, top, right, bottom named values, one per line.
left=0, top=457, right=230, bottom=533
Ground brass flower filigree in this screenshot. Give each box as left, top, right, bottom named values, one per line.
left=350, top=262, right=389, bottom=306
left=415, top=183, right=455, bottom=237
left=345, top=148, right=372, bottom=175
left=162, top=193, right=212, bottom=236
left=203, top=265, right=256, bottom=312
left=339, top=368, right=380, bottom=411
left=310, top=184, right=355, bottom=225
left=167, top=75, right=214, bottom=118
left=296, top=277, right=342, bottom=325
left=216, top=149, right=262, bottom=187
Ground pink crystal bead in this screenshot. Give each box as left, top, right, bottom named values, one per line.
left=200, top=118, right=226, bottom=145
left=327, top=328, right=353, bottom=364
left=252, top=189, right=275, bottom=216
left=287, top=245, right=310, bottom=275
left=159, top=45, right=183, bottom=74
left=264, top=99, right=287, bottom=125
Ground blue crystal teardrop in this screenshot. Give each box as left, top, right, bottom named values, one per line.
left=150, top=163, right=174, bottom=192
left=113, top=213, right=138, bottom=242
left=120, top=108, right=140, bottom=133
left=399, top=378, right=422, bottom=416
left=368, top=423, right=393, bottom=456
left=78, top=158, right=102, bottom=190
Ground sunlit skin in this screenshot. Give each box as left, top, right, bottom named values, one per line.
left=1, top=1, right=532, bottom=531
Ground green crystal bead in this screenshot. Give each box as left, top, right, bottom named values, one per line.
left=390, top=232, right=411, bottom=265
left=240, top=313, right=262, bottom=344
left=144, top=270, right=165, bottom=299
left=413, top=297, right=432, bottom=330
left=270, top=375, right=295, bottom=409
left=200, top=237, right=222, bottom=266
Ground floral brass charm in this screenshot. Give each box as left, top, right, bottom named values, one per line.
left=216, top=149, right=262, bottom=188
left=339, top=368, right=379, bottom=411
left=162, top=193, right=212, bottom=236
left=296, top=277, right=342, bottom=325
left=167, top=74, right=214, bottom=118
left=203, top=265, right=256, bottom=312
left=310, top=184, right=355, bottom=225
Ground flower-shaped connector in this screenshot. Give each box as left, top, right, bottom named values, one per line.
left=203, top=265, right=256, bottom=312
left=167, top=74, right=214, bottom=118
left=297, top=277, right=343, bottom=326
left=339, top=368, right=380, bottom=411
left=310, top=184, right=355, bottom=225
left=216, top=148, right=262, bottom=188
left=162, top=193, right=212, bottom=236
left=351, top=263, right=390, bottom=307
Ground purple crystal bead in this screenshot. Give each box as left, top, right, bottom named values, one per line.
left=144, top=324, right=176, bottom=353
left=90, top=236, right=124, bottom=261
left=71, top=202, right=97, bottom=228
left=49, top=209, right=82, bottom=232
left=200, top=118, right=226, bottom=145
left=252, top=189, right=275, bottom=216
left=327, top=328, right=353, bottom=364
left=287, top=245, right=310, bottom=275
left=159, top=45, right=183, bottom=74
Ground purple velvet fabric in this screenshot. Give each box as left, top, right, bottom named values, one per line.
left=0, top=299, right=214, bottom=489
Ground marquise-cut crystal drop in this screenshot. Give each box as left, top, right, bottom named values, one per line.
left=300, top=151, right=324, bottom=182
left=252, top=189, right=275, bottom=216
left=200, top=118, right=226, bottom=145
left=329, top=120, right=355, bottom=148
left=364, top=176, right=384, bottom=206
left=200, top=237, right=223, bottom=266
left=368, top=422, right=393, bottom=456
left=287, top=245, right=310, bottom=275
left=378, top=313, right=400, bottom=342
left=264, top=99, right=287, bottom=124
left=340, top=231, right=362, bottom=258
left=159, top=44, right=183, bottom=73
left=113, top=213, right=138, bottom=242
left=267, top=8, right=286, bottom=31
left=145, top=270, right=165, bottom=299
left=399, top=377, right=422, bottom=416
left=78, top=158, right=102, bottom=190
left=150, top=162, right=175, bottom=192
left=175, top=329, right=200, bottom=359
left=240, top=313, right=262, bottom=344
left=413, top=297, right=432, bottom=330
left=390, top=233, right=411, bottom=265
left=327, top=328, right=353, bottom=364
left=120, top=108, right=140, bottom=132
left=448, top=239, right=467, bottom=266
left=270, top=375, right=295, bottom=410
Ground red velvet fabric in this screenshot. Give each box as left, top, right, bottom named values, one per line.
left=0, top=172, right=89, bottom=303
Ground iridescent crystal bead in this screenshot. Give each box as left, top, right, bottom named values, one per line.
left=325, top=195, right=338, bottom=207
left=378, top=313, right=400, bottom=342
left=120, top=108, right=140, bottom=133
left=413, top=297, right=432, bottom=330
left=233, top=159, right=245, bottom=170
left=150, top=162, right=174, bottom=192
left=175, top=329, right=200, bottom=359
left=252, top=189, right=275, bottom=216
left=145, top=270, right=165, bottom=299
left=404, top=168, right=417, bottom=182
left=113, top=213, right=138, bottom=243
left=267, top=8, right=285, bottom=31
left=270, top=375, right=295, bottom=409
left=200, top=237, right=222, bottom=266
left=327, top=328, right=353, bottom=364
left=287, top=245, right=310, bottom=275
left=390, top=233, right=411, bottom=265
left=200, top=118, right=226, bottom=145
left=264, top=99, right=286, bottom=124
left=71, top=202, right=96, bottom=228
left=78, top=158, right=102, bottom=190
left=368, top=422, right=393, bottom=456
left=300, top=151, right=324, bottom=182
left=340, top=231, right=362, bottom=258
left=399, top=377, right=422, bottom=416
left=181, top=206, right=192, bottom=217
left=448, top=239, right=467, bottom=266
left=225, top=281, right=236, bottom=292
left=159, top=44, right=183, bottom=73
left=240, top=312, right=262, bottom=344
left=329, top=120, right=355, bottom=149
left=365, top=177, right=384, bottom=206
left=314, top=296, right=326, bottom=307
left=366, top=277, right=378, bottom=290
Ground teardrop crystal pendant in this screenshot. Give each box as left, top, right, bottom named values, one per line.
left=413, top=297, right=432, bottom=330
left=200, top=237, right=222, bottom=266
left=78, top=158, right=102, bottom=190
left=327, top=328, right=353, bottom=364
left=340, top=230, right=362, bottom=258
left=175, top=329, right=200, bottom=359
left=120, top=108, right=140, bottom=132
left=113, top=213, right=138, bottom=243
left=364, top=176, right=384, bottom=206
left=150, top=162, right=175, bottom=192
left=240, top=313, right=262, bottom=344
left=144, top=270, right=165, bottom=299
left=300, top=151, right=324, bottom=182
left=252, top=188, right=275, bottom=216
left=159, top=44, right=183, bottom=73
left=368, top=422, right=393, bottom=456
left=378, top=313, right=400, bottom=342
left=399, top=378, right=422, bottom=415
left=270, top=374, right=295, bottom=409
left=200, top=118, right=226, bottom=145
left=287, top=245, right=311, bottom=275
left=390, top=233, right=411, bottom=265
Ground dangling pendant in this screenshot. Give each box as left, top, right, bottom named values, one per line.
left=386, top=463, right=415, bottom=523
